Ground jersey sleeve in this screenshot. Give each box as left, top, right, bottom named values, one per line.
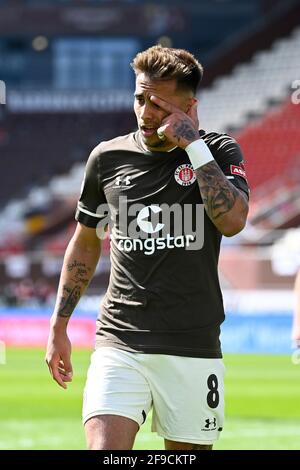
left=210, top=134, right=249, bottom=199
left=75, top=146, right=108, bottom=228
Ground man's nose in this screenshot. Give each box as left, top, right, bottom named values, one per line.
left=140, top=102, right=155, bottom=121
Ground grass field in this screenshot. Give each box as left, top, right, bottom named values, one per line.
left=1, top=348, right=300, bottom=450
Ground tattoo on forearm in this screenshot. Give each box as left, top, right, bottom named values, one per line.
left=67, top=259, right=91, bottom=286
left=195, top=161, right=239, bottom=220
left=70, top=267, right=90, bottom=286
left=173, top=120, right=198, bottom=143
left=57, top=285, right=81, bottom=318
left=57, top=261, right=92, bottom=318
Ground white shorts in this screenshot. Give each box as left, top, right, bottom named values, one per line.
left=82, top=347, right=225, bottom=445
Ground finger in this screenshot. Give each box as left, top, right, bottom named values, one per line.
left=58, top=366, right=73, bottom=380
left=57, top=361, right=69, bottom=375
left=57, top=361, right=73, bottom=378
left=62, top=376, right=73, bottom=383
left=60, top=355, right=73, bottom=379
left=50, top=363, right=67, bottom=389
left=150, top=95, right=180, bottom=114
left=187, top=100, right=198, bottom=120
left=58, top=372, right=73, bottom=383
left=58, top=366, right=70, bottom=375
left=186, top=102, right=199, bottom=130
left=47, top=357, right=67, bottom=388
left=46, top=360, right=54, bottom=379
left=157, top=124, right=168, bottom=140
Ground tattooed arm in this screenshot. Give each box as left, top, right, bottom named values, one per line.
left=194, top=161, right=248, bottom=236
left=46, top=223, right=101, bottom=388
left=150, top=95, right=249, bottom=236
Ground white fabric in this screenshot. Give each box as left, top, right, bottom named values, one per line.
left=82, top=347, right=225, bottom=445
left=185, top=139, right=214, bottom=169
left=77, top=205, right=106, bottom=218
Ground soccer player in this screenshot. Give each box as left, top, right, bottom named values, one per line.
left=46, top=46, right=249, bottom=450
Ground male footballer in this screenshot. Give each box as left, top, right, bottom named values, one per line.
left=46, top=45, right=249, bottom=450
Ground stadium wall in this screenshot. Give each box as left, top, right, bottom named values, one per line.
left=0, top=306, right=293, bottom=354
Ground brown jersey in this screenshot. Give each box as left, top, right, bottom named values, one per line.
left=75, top=130, right=249, bottom=358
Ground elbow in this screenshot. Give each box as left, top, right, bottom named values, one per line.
left=221, top=224, right=245, bottom=237
left=219, top=194, right=249, bottom=237
left=220, top=215, right=248, bottom=238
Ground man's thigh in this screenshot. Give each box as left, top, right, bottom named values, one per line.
left=85, top=414, right=139, bottom=450
left=82, top=347, right=152, bottom=448
left=147, top=355, right=225, bottom=446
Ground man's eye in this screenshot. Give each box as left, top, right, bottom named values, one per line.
left=151, top=102, right=160, bottom=109
left=136, top=97, right=144, bottom=104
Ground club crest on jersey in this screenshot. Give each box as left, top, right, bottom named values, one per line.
left=174, top=164, right=196, bottom=187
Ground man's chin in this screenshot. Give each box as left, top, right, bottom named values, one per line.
left=141, top=133, right=166, bottom=149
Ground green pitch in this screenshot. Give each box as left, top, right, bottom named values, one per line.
left=1, top=348, right=300, bottom=450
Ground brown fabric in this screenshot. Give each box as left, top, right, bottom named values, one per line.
left=76, top=130, right=249, bottom=358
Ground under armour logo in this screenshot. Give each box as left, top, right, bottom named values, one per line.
left=115, top=176, right=131, bottom=186
left=204, top=418, right=216, bottom=429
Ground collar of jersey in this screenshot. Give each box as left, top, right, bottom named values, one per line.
left=135, top=131, right=179, bottom=156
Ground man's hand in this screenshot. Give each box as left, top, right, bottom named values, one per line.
left=45, top=328, right=73, bottom=389
left=150, top=95, right=199, bottom=149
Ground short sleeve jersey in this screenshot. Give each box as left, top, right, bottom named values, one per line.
left=75, top=130, right=249, bottom=358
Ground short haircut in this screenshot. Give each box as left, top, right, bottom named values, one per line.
left=131, top=45, right=203, bottom=94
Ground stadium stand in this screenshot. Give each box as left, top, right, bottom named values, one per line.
left=0, top=111, right=135, bottom=206
left=237, top=99, right=300, bottom=189
left=199, top=27, right=300, bottom=132
left=1, top=1, right=300, bottom=299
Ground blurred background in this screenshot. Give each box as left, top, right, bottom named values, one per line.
left=0, top=0, right=300, bottom=450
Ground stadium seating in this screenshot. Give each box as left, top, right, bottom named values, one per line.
left=0, top=111, right=135, bottom=206
left=1, top=23, right=300, bottom=295
left=199, top=27, right=300, bottom=132
left=236, top=99, right=300, bottom=189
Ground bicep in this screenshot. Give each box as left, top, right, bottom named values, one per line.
left=236, top=187, right=249, bottom=207
left=76, top=146, right=108, bottom=228
left=214, top=136, right=250, bottom=199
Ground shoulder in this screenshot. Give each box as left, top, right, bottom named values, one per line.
left=90, top=132, right=137, bottom=160
left=201, top=130, right=239, bottom=150
left=200, top=130, right=243, bottom=163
